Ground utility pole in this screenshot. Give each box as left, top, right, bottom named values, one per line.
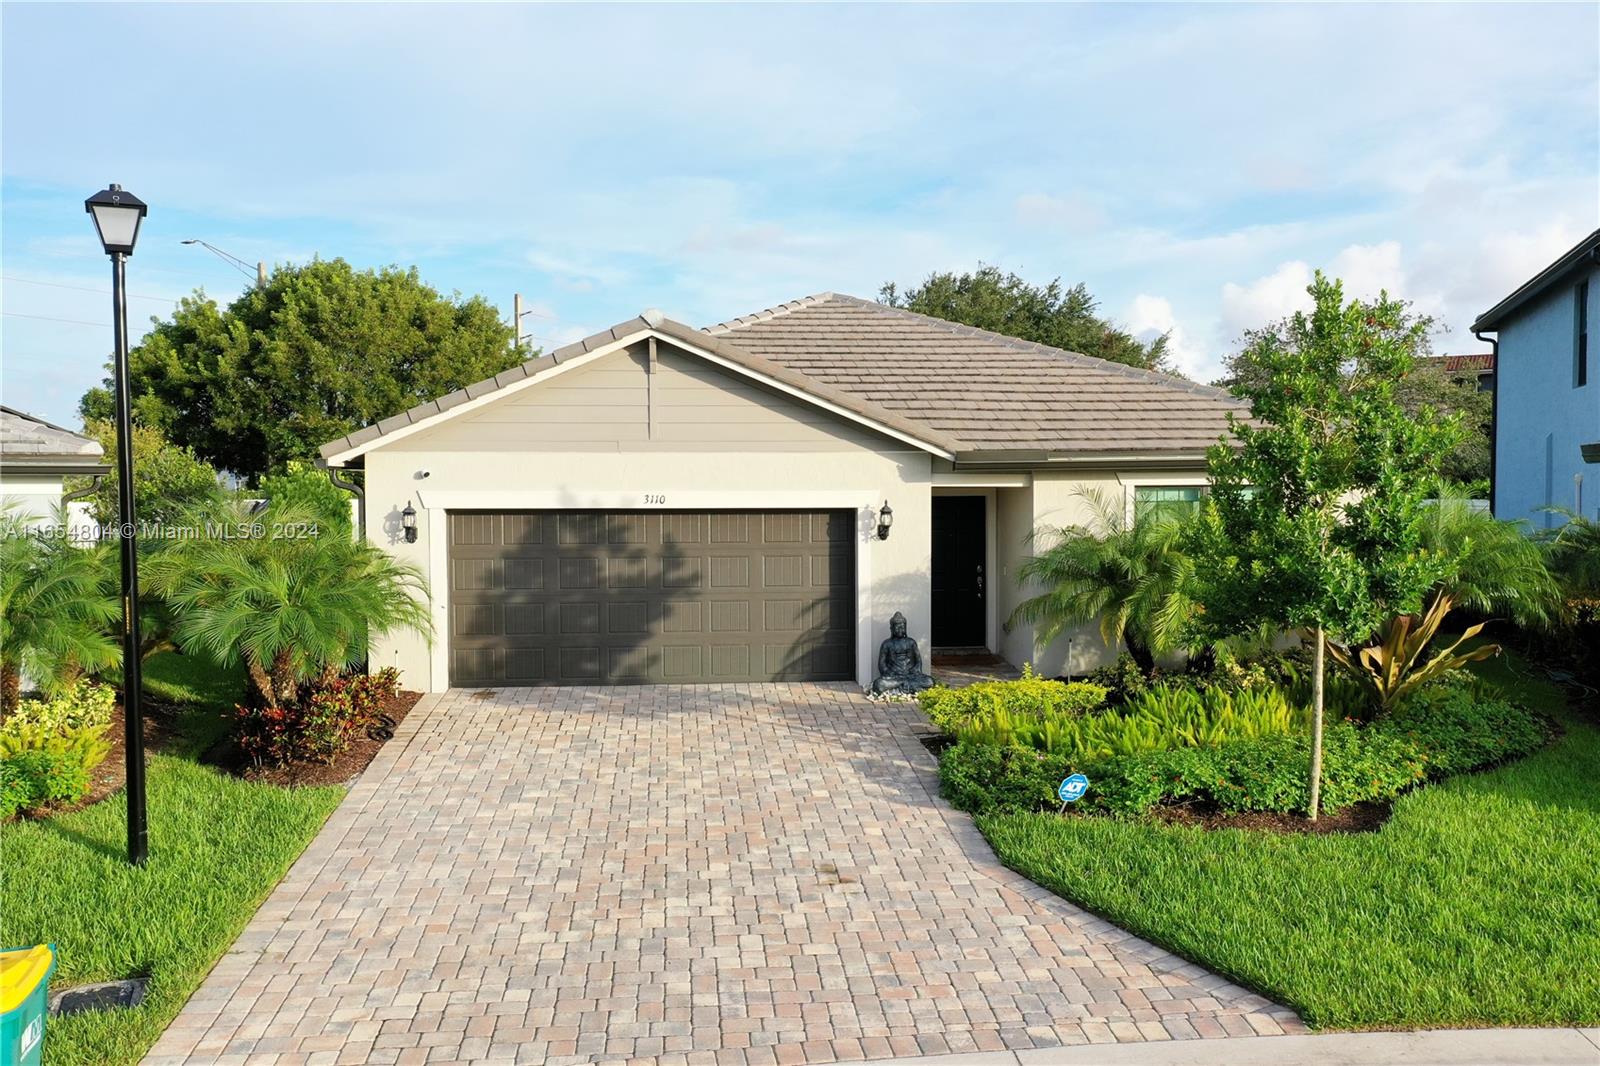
left=257, top=261, right=267, bottom=288
left=513, top=292, right=523, bottom=349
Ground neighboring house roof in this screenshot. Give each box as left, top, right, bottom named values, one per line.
left=705, top=293, right=1244, bottom=457
left=1420, top=353, right=1495, bottom=375
left=1473, top=228, right=1600, bottom=333
left=321, top=293, right=1246, bottom=465
left=0, top=406, right=108, bottom=474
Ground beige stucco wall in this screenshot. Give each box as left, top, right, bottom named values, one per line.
left=355, top=342, right=935, bottom=692
left=0, top=472, right=64, bottom=524
left=999, top=467, right=1211, bottom=677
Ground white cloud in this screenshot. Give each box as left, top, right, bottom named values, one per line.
left=1125, top=294, right=1216, bottom=382
left=1219, top=261, right=1314, bottom=342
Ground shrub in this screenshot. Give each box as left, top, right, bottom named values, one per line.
left=943, top=682, right=1304, bottom=763
left=259, top=459, right=353, bottom=539
left=235, top=668, right=399, bottom=766
left=938, top=677, right=1551, bottom=819
left=1082, top=653, right=1150, bottom=704
left=1088, top=724, right=1429, bottom=817
left=0, top=680, right=116, bottom=818
left=2, top=679, right=115, bottom=735
left=938, top=741, right=1069, bottom=816
left=920, top=665, right=1106, bottom=732
left=1383, top=680, right=1551, bottom=776
left=0, top=750, right=97, bottom=819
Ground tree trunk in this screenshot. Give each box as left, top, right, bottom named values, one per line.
left=1308, top=625, right=1325, bottom=822
left=1125, top=633, right=1157, bottom=675
left=246, top=656, right=277, bottom=710
left=270, top=649, right=299, bottom=708
left=0, top=665, right=18, bottom=715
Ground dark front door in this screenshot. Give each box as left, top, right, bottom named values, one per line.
left=932, top=495, right=986, bottom=647
left=446, top=510, right=856, bottom=686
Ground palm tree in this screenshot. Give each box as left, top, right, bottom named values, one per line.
left=147, top=498, right=431, bottom=709
left=1417, top=491, right=1562, bottom=627
left=0, top=505, right=119, bottom=711
left=1009, top=489, right=1196, bottom=674
left=1544, top=508, right=1600, bottom=597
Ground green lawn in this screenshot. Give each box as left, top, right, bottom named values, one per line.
left=978, top=652, right=1600, bottom=1029
left=2, top=654, right=344, bottom=1066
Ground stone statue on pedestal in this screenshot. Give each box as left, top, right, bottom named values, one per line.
left=870, top=611, right=935, bottom=695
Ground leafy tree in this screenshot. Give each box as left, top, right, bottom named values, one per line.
left=1010, top=489, right=1196, bottom=674
left=79, top=259, right=521, bottom=482
left=67, top=421, right=223, bottom=527
left=1189, top=273, right=1458, bottom=820
left=259, top=460, right=353, bottom=539
left=879, top=265, right=1172, bottom=372
left=0, top=506, right=119, bottom=710
left=1397, top=364, right=1491, bottom=491
left=1218, top=309, right=1491, bottom=493
left=145, top=498, right=430, bottom=710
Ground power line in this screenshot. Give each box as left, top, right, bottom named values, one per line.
left=1, top=273, right=177, bottom=302
left=2, top=310, right=110, bottom=328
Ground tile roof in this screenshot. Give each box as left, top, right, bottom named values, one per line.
left=321, top=292, right=1248, bottom=463
left=0, top=406, right=105, bottom=462
left=704, top=293, right=1245, bottom=455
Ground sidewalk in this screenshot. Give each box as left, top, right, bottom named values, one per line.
left=861, top=1028, right=1600, bottom=1066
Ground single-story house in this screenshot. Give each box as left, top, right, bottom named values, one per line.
left=320, top=293, right=1244, bottom=692
left=0, top=406, right=108, bottom=525
left=1473, top=227, right=1600, bottom=527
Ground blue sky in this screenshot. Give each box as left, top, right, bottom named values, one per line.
left=3, top=3, right=1596, bottom=427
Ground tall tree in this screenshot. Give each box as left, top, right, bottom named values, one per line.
left=1189, top=273, right=1458, bottom=820
left=1217, top=308, right=1491, bottom=492
left=879, top=265, right=1172, bottom=372
left=79, top=259, right=521, bottom=482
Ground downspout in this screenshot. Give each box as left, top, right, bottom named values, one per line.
left=1474, top=330, right=1499, bottom=516
left=319, top=460, right=365, bottom=539
left=62, top=474, right=105, bottom=504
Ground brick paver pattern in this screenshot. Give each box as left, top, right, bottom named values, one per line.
left=146, top=684, right=1304, bottom=1066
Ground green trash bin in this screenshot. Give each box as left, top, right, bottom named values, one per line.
left=1, top=944, right=56, bottom=1066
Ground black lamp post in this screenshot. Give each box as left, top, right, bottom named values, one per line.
left=86, top=184, right=150, bottom=866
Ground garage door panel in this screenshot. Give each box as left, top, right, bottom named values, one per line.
left=663, top=600, right=704, bottom=633
left=448, top=510, right=854, bottom=686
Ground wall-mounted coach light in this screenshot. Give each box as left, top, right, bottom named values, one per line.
left=876, top=501, right=894, bottom=541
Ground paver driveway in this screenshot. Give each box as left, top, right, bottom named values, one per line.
left=147, top=684, right=1303, bottom=1066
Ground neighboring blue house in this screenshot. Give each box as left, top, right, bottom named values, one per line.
left=1474, top=228, right=1600, bottom=528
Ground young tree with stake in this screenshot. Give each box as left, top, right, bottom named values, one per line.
left=1190, top=274, right=1458, bottom=819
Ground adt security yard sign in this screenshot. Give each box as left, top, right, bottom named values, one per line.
left=1057, top=773, right=1089, bottom=810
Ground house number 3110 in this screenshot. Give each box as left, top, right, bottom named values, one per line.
left=643, top=494, right=667, bottom=505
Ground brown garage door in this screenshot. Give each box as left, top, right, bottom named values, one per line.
left=447, top=510, right=856, bottom=686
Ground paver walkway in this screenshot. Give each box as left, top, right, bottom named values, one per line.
left=146, top=684, right=1303, bottom=1066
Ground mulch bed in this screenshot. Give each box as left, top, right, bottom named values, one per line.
left=205, top=688, right=422, bottom=788
left=1153, top=799, right=1392, bottom=835
left=11, top=688, right=423, bottom=822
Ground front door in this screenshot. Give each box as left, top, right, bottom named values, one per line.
left=932, top=495, right=986, bottom=647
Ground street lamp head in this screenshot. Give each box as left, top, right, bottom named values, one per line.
left=85, top=184, right=148, bottom=256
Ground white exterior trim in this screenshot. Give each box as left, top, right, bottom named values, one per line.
left=326, top=328, right=955, bottom=465
left=933, top=471, right=1031, bottom=487
left=418, top=490, right=885, bottom=693
left=428, top=507, right=449, bottom=689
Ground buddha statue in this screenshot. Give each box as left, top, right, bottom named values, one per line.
left=870, top=611, right=935, bottom=695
